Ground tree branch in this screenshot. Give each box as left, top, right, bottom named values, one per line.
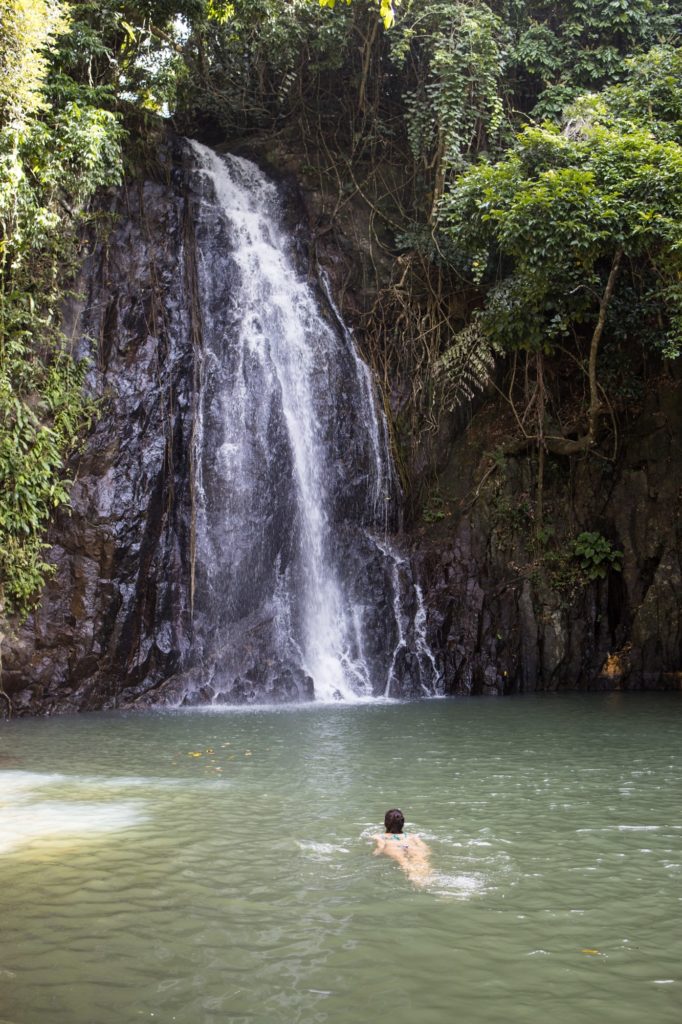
left=587, top=246, right=623, bottom=444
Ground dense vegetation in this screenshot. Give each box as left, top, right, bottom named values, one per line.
left=0, top=0, right=680, bottom=619
left=0, top=0, right=122, bottom=618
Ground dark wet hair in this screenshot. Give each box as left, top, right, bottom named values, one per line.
left=384, top=808, right=405, bottom=834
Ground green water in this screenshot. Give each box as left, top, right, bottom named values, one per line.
left=1, top=694, right=680, bottom=1024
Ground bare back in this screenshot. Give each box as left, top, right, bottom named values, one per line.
left=374, top=832, right=432, bottom=887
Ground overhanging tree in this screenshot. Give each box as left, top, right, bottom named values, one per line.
left=439, top=48, right=682, bottom=461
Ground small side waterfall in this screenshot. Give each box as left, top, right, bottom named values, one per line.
left=186, top=141, right=438, bottom=702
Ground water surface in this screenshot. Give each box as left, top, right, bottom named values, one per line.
left=1, top=694, right=680, bottom=1023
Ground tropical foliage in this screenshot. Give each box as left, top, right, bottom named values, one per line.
left=440, top=51, right=682, bottom=455
left=0, top=0, right=122, bottom=616
left=1, top=0, right=681, bottom=615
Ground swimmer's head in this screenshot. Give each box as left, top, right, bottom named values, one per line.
left=384, top=808, right=405, bottom=834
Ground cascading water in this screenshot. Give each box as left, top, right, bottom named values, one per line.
left=185, top=141, right=439, bottom=703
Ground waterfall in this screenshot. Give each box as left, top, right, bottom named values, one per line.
left=185, top=141, right=439, bottom=703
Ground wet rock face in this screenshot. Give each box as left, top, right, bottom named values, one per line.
left=2, top=142, right=431, bottom=714
left=3, top=148, right=198, bottom=714
left=2, top=151, right=313, bottom=714
left=2, top=135, right=679, bottom=713
left=1, top=148, right=325, bottom=713
left=413, top=382, right=682, bottom=695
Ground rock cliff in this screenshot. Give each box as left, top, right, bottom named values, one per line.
left=2, top=139, right=680, bottom=714
left=412, top=383, right=682, bottom=694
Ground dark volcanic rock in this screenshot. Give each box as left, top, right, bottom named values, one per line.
left=411, top=382, right=682, bottom=694
left=2, top=135, right=680, bottom=714
left=1, top=140, right=427, bottom=714
left=3, top=144, right=198, bottom=714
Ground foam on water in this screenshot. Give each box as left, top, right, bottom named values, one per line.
left=1, top=770, right=66, bottom=795
left=184, top=694, right=403, bottom=714
left=297, top=841, right=351, bottom=860
left=0, top=771, right=148, bottom=855
left=428, top=871, right=488, bottom=899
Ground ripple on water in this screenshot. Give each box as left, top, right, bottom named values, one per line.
left=1, top=697, right=681, bottom=1024
left=297, top=841, right=351, bottom=861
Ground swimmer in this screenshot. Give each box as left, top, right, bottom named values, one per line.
left=373, top=808, right=432, bottom=887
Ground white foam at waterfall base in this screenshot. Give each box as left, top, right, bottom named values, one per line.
left=0, top=771, right=147, bottom=855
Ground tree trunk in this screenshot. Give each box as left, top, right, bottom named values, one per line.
left=587, top=247, right=623, bottom=444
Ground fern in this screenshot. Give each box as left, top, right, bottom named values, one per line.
left=434, top=319, right=500, bottom=408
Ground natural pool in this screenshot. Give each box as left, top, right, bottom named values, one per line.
left=1, top=694, right=680, bottom=1024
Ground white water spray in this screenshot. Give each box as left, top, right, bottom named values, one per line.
left=187, top=142, right=438, bottom=701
